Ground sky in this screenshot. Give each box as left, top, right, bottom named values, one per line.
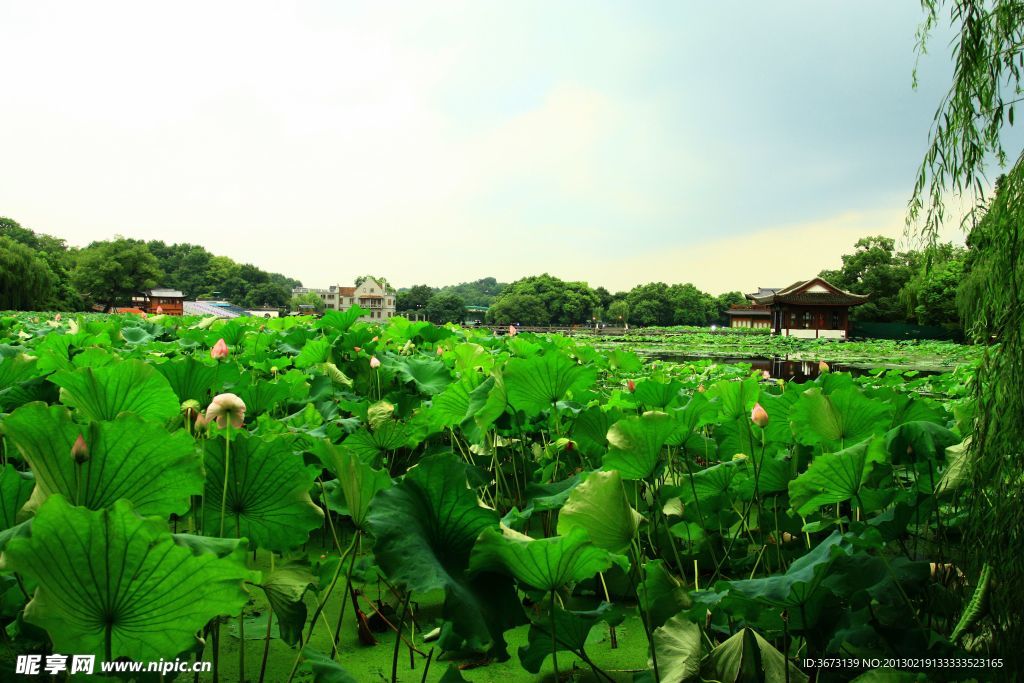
left=0, top=1, right=984, bottom=294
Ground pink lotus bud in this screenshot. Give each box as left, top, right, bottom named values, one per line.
left=140, top=311, right=148, bottom=319
left=436, top=346, right=443, bottom=355
left=54, top=313, right=62, bottom=322
left=762, top=370, right=771, bottom=380
left=370, top=357, right=381, bottom=369
left=627, top=379, right=636, bottom=393
left=697, top=384, right=706, bottom=393
left=354, top=346, right=362, bottom=353
left=751, top=402, right=769, bottom=428
left=819, top=361, right=830, bottom=373
left=508, top=325, right=517, bottom=336
left=205, top=392, right=247, bottom=428
left=156, top=305, right=164, bottom=314
left=371, top=336, right=379, bottom=342
left=194, top=412, right=209, bottom=431
left=210, top=338, right=229, bottom=360
left=71, top=433, right=89, bottom=464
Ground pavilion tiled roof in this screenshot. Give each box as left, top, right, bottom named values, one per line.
left=747, top=278, right=868, bottom=306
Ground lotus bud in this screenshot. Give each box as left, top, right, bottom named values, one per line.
left=761, top=370, right=771, bottom=380
left=627, top=379, right=636, bottom=393
left=370, top=357, right=381, bottom=369
left=565, top=440, right=575, bottom=451
left=782, top=532, right=796, bottom=543
left=436, top=346, right=443, bottom=355
left=140, top=311, right=148, bottom=319
left=54, top=313, right=62, bottom=322
left=205, top=392, right=247, bottom=429
left=819, top=361, right=830, bottom=373
left=156, top=305, right=164, bottom=315
left=71, top=433, right=89, bottom=464
left=270, top=366, right=279, bottom=375
left=508, top=325, right=517, bottom=336
left=371, top=336, right=379, bottom=342
left=354, top=346, right=362, bottom=353
left=697, top=384, right=706, bottom=393
left=194, top=412, right=209, bottom=432
left=181, top=399, right=201, bottom=422
left=210, top=338, right=229, bottom=360
left=751, top=402, right=769, bottom=428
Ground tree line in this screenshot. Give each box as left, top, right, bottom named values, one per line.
left=1, top=217, right=300, bottom=312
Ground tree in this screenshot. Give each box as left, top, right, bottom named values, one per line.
left=607, top=300, right=629, bottom=326
left=819, top=236, right=916, bottom=322
left=2, top=217, right=80, bottom=310
left=713, top=291, right=747, bottom=325
left=355, top=275, right=394, bottom=292
left=0, top=236, right=55, bottom=310
left=423, top=293, right=467, bottom=325
left=898, top=243, right=966, bottom=327
left=396, top=285, right=435, bottom=313
left=913, top=2, right=1024, bottom=667
left=72, top=239, right=163, bottom=311
left=290, top=292, right=324, bottom=313
left=436, top=277, right=507, bottom=307
left=487, top=293, right=551, bottom=325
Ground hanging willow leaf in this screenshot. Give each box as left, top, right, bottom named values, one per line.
left=202, top=432, right=324, bottom=551
left=50, top=359, right=180, bottom=422
left=4, top=402, right=203, bottom=517
left=4, top=495, right=257, bottom=661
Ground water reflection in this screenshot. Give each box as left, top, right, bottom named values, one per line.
left=642, top=353, right=909, bottom=382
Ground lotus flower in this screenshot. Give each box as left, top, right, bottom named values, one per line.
left=194, top=412, right=209, bottom=432
left=370, top=357, right=381, bottom=369
left=697, top=384, right=706, bottom=393
left=627, top=379, right=636, bottom=393
left=71, top=433, right=89, bottom=464
left=210, top=338, right=229, bottom=360
left=819, top=361, right=830, bottom=373
left=436, top=346, right=443, bottom=355
left=54, top=313, right=62, bottom=322
left=206, top=392, right=246, bottom=428
left=156, top=305, right=164, bottom=315
left=140, top=311, right=148, bottom=319
left=750, top=402, right=769, bottom=428
left=371, top=336, right=379, bottom=342
left=761, top=370, right=771, bottom=380
left=508, top=325, right=517, bottom=336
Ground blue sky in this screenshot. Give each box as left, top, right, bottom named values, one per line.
left=0, top=1, right=984, bottom=293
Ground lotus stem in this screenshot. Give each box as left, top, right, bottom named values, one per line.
left=219, top=423, right=231, bottom=538
left=391, top=591, right=411, bottom=683
left=550, top=588, right=560, bottom=681
left=257, top=553, right=274, bottom=683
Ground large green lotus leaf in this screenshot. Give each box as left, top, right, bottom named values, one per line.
left=718, top=532, right=846, bottom=608
left=295, top=338, right=332, bottom=369
left=318, top=306, right=367, bottom=333
left=431, top=374, right=484, bottom=429
left=203, top=432, right=323, bottom=551
left=154, top=356, right=220, bottom=404
left=5, top=495, right=257, bottom=661
left=261, top=561, right=317, bottom=647
left=0, top=464, right=33, bottom=530
left=708, top=377, right=761, bottom=457
left=640, top=559, right=692, bottom=629
left=607, top=348, right=643, bottom=372
left=788, top=437, right=886, bottom=516
left=883, top=421, right=958, bottom=466
left=557, top=470, right=642, bottom=553
left=633, top=379, right=683, bottom=409
left=665, top=392, right=716, bottom=447
left=365, top=454, right=518, bottom=657
left=325, top=444, right=391, bottom=530
left=701, top=627, right=808, bottom=683
left=238, top=378, right=297, bottom=416
left=470, top=526, right=626, bottom=591
left=0, top=353, right=40, bottom=411
left=50, top=359, right=179, bottom=422
left=686, top=459, right=748, bottom=501
left=570, top=405, right=621, bottom=460
left=757, top=389, right=801, bottom=446
left=300, top=647, right=360, bottom=683
left=389, top=356, right=452, bottom=395
left=341, top=422, right=410, bottom=465
left=465, top=375, right=508, bottom=432
left=652, top=614, right=702, bottom=682
left=4, top=403, right=202, bottom=517
left=451, top=342, right=494, bottom=374
left=886, top=393, right=946, bottom=429
left=518, top=602, right=618, bottom=674
left=603, top=411, right=678, bottom=480
left=790, top=387, right=893, bottom=452
left=503, top=352, right=597, bottom=417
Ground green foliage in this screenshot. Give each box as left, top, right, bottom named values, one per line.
left=423, top=292, right=467, bottom=325
left=0, top=235, right=55, bottom=310
left=72, top=238, right=163, bottom=311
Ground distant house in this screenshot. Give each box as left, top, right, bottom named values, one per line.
left=247, top=307, right=281, bottom=319
left=183, top=300, right=250, bottom=318
left=464, top=305, right=489, bottom=325
left=728, top=278, right=868, bottom=339
left=293, top=277, right=396, bottom=322
left=131, top=288, right=185, bottom=316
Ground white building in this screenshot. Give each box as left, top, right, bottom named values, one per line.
left=293, top=277, right=396, bottom=321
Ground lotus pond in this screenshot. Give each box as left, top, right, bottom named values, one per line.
left=0, top=311, right=990, bottom=681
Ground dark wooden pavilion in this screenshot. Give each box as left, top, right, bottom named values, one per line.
left=728, top=277, right=868, bottom=339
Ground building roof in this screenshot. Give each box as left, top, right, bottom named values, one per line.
left=725, top=307, right=771, bottom=316
left=337, top=287, right=356, bottom=297
left=746, top=277, right=869, bottom=306
left=146, top=288, right=185, bottom=298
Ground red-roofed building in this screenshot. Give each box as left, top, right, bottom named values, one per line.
left=727, top=278, right=868, bottom=339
